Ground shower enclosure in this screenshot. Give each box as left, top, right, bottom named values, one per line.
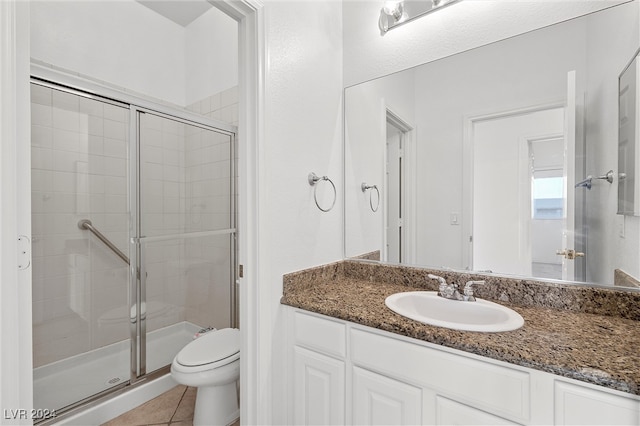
left=30, top=78, right=237, bottom=416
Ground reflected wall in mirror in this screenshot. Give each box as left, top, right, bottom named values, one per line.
left=345, top=1, right=640, bottom=288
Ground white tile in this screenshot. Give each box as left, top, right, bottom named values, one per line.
left=104, top=195, right=127, bottom=214
left=210, top=93, right=221, bottom=112
left=103, top=214, right=128, bottom=232
left=53, top=171, right=77, bottom=193
left=89, top=175, right=106, bottom=194
left=53, top=128, right=82, bottom=152
left=162, top=132, right=181, bottom=150
left=104, top=119, right=127, bottom=141
left=163, top=165, right=180, bottom=182
left=31, top=103, right=52, bottom=127
left=144, top=179, right=163, bottom=197
left=104, top=176, right=127, bottom=196
left=162, top=118, right=181, bottom=135
left=103, top=137, right=127, bottom=159
left=142, top=144, right=164, bottom=164
left=163, top=197, right=180, bottom=214
left=32, top=147, right=54, bottom=170
left=52, top=89, right=79, bottom=112
left=79, top=97, right=104, bottom=117
left=103, top=156, right=127, bottom=177
left=142, top=195, right=163, bottom=214
left=88, top=155, right=105, bottom=176
left=32, top=124, right=53, bottom=149
left=88, top=135, right=104, bottom=155
left=142, top=128, right=163, bottom=147
left=32, top=169, right=53, bottom=192
left=53, top=107, right=80, bottom=132
left=103, top=103, right=127, bottom=122
left=219, top=105, right=234, bottom=125
left=54, top=150, right=86, bottom=173
left=31, top=84, right=52, bottom=106
left=89, top=194, right=105, bottom=214
left=164, top=181, right=180, bottom=198
left=143, top=162, right=163, bottom=181
left=220, top=86, right=238, bottom=108
left=163, top=148, right=180, bottom=166
left=200, top=97, right=211, bottom=115
left=87, top=115, right=104, bottom=136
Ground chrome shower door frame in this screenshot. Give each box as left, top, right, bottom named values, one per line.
left=31, top=65, right=238, bottom=412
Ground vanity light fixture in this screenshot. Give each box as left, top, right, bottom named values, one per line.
left=379, top=0, right=461, bottom=34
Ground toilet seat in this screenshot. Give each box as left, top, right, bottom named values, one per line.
left=174, top=328, right=240, bottom=373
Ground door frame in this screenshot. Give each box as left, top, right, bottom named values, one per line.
left=383, top=105, right=415, bottom=264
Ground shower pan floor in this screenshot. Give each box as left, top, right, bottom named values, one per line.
left=33, top=321, right=201, bottom=413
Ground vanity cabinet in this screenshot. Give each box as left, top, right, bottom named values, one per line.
left=286, top=307, right=640, bottom=425
left=291, top=310, right=347, bottom=425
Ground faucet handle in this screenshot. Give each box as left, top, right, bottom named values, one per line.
left=463, top=280, right=485, bottom=301
left=428, top=274, right=447, bottom=289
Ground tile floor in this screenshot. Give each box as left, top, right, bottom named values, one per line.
left=101, top=385, right=195, bottom=426
left=101, top=385, right=240, bottom=426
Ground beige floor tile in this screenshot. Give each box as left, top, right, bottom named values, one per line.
left=171, top=387, right=196, bottom=422
left=101, top=385, right=187, bottom=426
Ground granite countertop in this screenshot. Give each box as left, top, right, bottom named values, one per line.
left=281, top=262, right=640, bottom=396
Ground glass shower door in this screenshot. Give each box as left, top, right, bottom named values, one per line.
left=31, top=82, right=132, bottom=413
left=137, top=111, right=236, bottom=376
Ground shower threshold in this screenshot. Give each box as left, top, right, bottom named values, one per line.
left=33, top=321, right=200, bottom=414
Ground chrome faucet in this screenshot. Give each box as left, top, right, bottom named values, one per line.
left=428, top=274, right=462, bottom=300
left=462, top=280, right=485, bottom=301
left=428, top=274, right=485, bottom=302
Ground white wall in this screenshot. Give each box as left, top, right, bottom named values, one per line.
left=411, top=19, right=588, bottom=270
left=30, top=1, right=238, bottom=108
left=261, top=1, right=344, bottom=422
left=185, top=7, right=238, bottom=105
left=584, top=2, right=640, bottom=283
left=30, top=1, right=186, bottom=106
left=344, top=70, right=415, bottom=258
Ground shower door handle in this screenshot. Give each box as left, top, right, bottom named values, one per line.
left=556, top=249, right=585, bottom=260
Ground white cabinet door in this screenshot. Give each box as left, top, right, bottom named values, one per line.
left=293, top=346, right=345, bottom=425
left=436, top=396, right=521, bottom=425
left=554, top=381, right=640, bottom=425
left=352, top=366, right=422, bottom=425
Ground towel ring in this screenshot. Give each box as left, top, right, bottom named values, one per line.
left=361, top=183, right=380, bottom=212
left=308, top=172, right=336, bottom=212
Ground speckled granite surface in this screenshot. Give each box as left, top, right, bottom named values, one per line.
left=282, top=260, right=640, bottom=395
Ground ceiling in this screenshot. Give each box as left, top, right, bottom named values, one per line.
left=136, top=0, right=213, bottom=27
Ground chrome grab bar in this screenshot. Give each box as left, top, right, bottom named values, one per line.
left=78, top=219, right=130, bottom=265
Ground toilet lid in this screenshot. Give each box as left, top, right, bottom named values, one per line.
left=176, top=328, right=240, bottom=367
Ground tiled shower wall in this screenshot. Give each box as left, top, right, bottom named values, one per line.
left=31, top=84, right=130, bottom=367
left=183, top=86, right=238, bottom=329
left=31, top=84, right=238, bottom=367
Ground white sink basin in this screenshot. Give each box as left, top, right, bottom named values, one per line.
left=385, top=291, right=524, bottom=332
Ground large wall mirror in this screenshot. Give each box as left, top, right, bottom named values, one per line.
left=345, top=0, right=640, bottom=288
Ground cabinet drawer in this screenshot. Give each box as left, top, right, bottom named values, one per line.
left=294, top=310, right=346, bottom=358
left=351, top=328, right=530, bottom=423
left=554, top=381, right=640, bottom=425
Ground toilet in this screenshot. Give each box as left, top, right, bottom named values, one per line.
left=171, top=328, right=240, bottom=426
